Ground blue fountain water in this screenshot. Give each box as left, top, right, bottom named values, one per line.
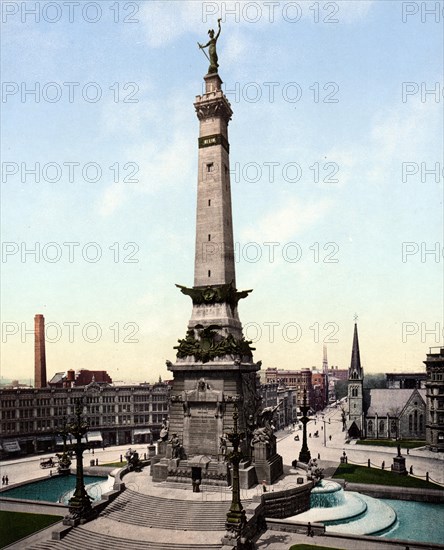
left=0, top=474, right=110, bottom=504
left=288, top=479, right=397, bottom=536
left=310, top=479, right=346, bottom=508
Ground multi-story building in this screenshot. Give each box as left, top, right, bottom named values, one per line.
left=327, top=366, right=349, bottom=381
left=259, top=381, right=278, bottom=410
left=311, top=369, right=327, bottom=412
left=0, top=381, right=170, bottom=457
left=386, top=372, right=427, bottom=389
left=49, top=369, right=113, bottom=388
left=265, top=367, right=316, bottom=412
left=276, top=385, right=298, bottom=428
left=424, top=346, right=444, bottom=451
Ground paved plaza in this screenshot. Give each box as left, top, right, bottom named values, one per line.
left=1, top=407, right=443, bottom=549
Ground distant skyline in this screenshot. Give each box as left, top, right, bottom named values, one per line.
left=1, top=1, right=443, bottom=382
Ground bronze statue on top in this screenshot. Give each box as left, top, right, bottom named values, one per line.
left=198, top=18, right=222, bottom=74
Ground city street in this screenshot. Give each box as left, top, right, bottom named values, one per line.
left=0, top=443, right=149, bottom=487
left=1, top=407, right=443, bottom=489
left=277, top=406, right=444, bottom=486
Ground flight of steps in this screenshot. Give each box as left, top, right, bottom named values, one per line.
left=100, top=489, right=235, bottom=531
left=27, top=527, right=221, bottom=550
left=160, top=481, right=232, bottom=493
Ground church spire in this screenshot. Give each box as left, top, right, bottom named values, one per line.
left=349, top=323, right=363, bottom=380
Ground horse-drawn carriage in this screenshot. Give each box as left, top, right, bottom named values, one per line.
left=39, top=457, right=58, bottom=469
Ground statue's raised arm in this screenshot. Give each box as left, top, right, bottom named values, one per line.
left=198, top=18, right=222, bottom=74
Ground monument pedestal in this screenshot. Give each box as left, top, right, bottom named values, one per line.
left=392, top=455, right=407, bottom=475
left=152, top=458, right=169, bottom=482
left=147, top=444, right=156, bottom=458
left=253, top=441, right=283, bottom=485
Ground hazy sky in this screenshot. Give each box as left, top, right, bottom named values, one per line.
left=1, top=1, right=443, bottom=383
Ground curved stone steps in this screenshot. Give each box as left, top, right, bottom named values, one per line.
left=28, top=527, right=221, bottom=550
left=100, top=489, right=234, bottom=531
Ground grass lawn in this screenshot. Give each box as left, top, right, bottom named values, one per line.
left=333, top=463, right=441, bottom=489
left=100, top=461, right=126, bottom=467
left=289, top=545, right=341, bottom=550
left=356, top=439, right=426, bottom=449
left=0, top=511, right=63, bottom=548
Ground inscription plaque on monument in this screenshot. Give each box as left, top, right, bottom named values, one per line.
left=188, top=408, right=218, bottom=456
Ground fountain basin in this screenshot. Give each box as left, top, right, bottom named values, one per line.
left=0, top=474, right=109, bottom=504
left=287, top=479, right=397, bottom=536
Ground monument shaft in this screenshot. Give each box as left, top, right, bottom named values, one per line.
left=154, top=59, right=283, bottom=489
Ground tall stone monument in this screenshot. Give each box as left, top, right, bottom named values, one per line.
left=153, top=25, right=283, bottom=488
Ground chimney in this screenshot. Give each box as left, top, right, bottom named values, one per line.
left=34, top=314, right=47, bottom=388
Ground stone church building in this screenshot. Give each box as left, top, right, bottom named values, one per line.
left=347, top=324, right=426, bottom=441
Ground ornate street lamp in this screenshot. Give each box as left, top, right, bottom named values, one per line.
left=298, top=389, right=311, bottom=464
left=222, top=400, right=252, bottom=549
left=63, top=399, right=96, bottom=526
left=57, top=417, right=72, bottom=475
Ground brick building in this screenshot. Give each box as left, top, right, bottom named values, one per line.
left=265, top=367, right=318, bottom=412
left=49, top=369, right=113, bottom=388
left=424, top=346, right=444, bottom=451
left=0, top=381, right=170, bottom=457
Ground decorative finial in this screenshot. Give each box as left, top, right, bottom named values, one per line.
left=354, top=313, right=358, bottom=322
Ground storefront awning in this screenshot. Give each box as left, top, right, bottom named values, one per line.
left=55, top=436, right=73, bottom=446
left=133, top=429, right=152, bottom=436
left=87, top=431, right=103, bottom=442
left=2, top=440, right=21, bottom=452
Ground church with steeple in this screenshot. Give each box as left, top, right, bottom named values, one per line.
left=347, top=323, right=427, bottom=441
left=347, top=323, right=364, bottom=438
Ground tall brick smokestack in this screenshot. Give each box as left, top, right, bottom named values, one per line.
left=34, top=314, right=47, bottom=388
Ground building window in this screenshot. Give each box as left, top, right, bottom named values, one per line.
left=419, top=414, right=424, bottom=432
left=208, top=199, right=211, bottom=206
left=208, top=234, right=211, bottom=241
left=368, top=420, right=373, bottom=433
left=206, top=163, right=214, bottom=173
left=379, top=420, right=384, bottom=433
left=409, top=414, right=413, bottom=432
left=208, top=270, right=211, bottom=277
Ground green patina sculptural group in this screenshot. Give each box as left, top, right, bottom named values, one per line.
left=176, top=281, right=252, bottom=311
left=174, top=325, right=255, bottom=363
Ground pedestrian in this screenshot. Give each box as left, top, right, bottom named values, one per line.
left=309, top=433, right=311, bottom=438
left=410, top=465, right=413, bottom=475
left=307, top=522, right=314, bottom=537
left=317, top=453, right=320, bottom=460
left=1, top=476, right=4, bottom=485
left=49, top=470, right=52, bottom=477
left=382, top=461, right=385, bottom=470
left=92, top=448, right=94, bottom=455
left=329, top=435, right=332, bottom=441
left=5, top=475, right=9, bottom=485
left=406, top=448, right=409, bottom=455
